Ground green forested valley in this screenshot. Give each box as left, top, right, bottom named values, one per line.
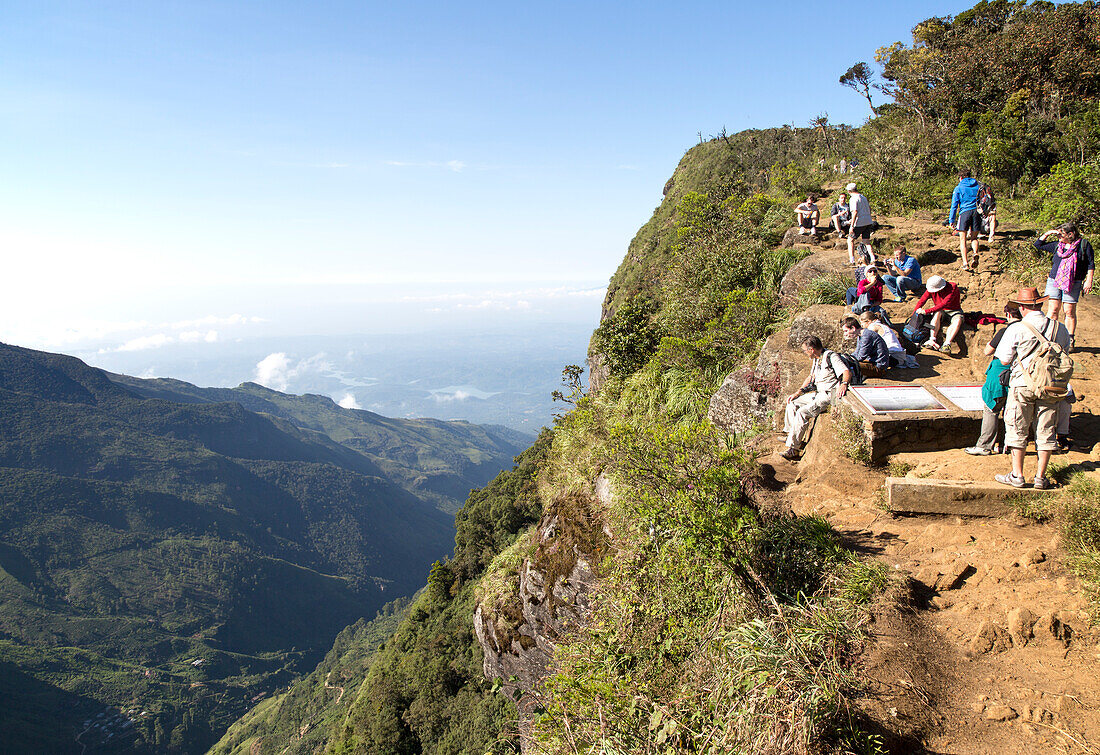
left=0, top=343, right=526, bottom=753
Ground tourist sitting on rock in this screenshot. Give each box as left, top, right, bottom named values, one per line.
left=845, top=265, right=884, bottom=314
left=912, top=275, right=964, bottom=354
left=831, top=192, right=851, bottom=238
left=883, top=246, right=923, bottom=302
left=993, top=287, right=1071, bottom=490
left=846, top=183, right=874, bottom=265
left=859, top=311, right=917, bottom=368
left=795, top=195, right=820, bottom=236
left=780, top=336, right=852, bottom=461
left=965, top=305, right=1021, bottom=456
left=947, top=169, right=981, bottom=271
left=1036, top=222, right=1095, bottom=353
left=842, top=316, right=890, bottom=378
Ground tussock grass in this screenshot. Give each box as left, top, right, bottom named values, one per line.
left=796, top=273, right=851, bottom=309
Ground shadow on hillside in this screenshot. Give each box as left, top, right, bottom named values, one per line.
left=996, top=228, right=1036, bottom=241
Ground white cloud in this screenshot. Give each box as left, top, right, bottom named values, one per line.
left=432, top=389, right=471, bottom=402
left=179, top=330, right=218, bottom=343
left=254, top=352, right=292, bottom=391
left=446, top=160, right=465, bottom=172
left=169, top=314, right=264, bottom=329
left=116, top=333, right=172, bottom=352
left=384, top=159, right=469, bottom=172
left=338, top=392, right=362, bottom=410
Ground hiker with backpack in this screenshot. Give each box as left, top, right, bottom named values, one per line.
left=947, top=169, right=981, bottom=272
left=779, top=335, right=857, bottom=462
left=965, top=305, right=1022, bottom=456
left=977, top=184, right=997, bottom=242
left=846, top=182, right=874, bottom=266
left=911, top=275, right=965, bottom=354
left=1036, top=222, right=1095, bottom=353
left=842, top=316, right=890, bottom=378
left=992, top=288, right=1073, bottom=490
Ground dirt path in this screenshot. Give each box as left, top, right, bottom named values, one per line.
left=772, top=212, right=1100, bottom=752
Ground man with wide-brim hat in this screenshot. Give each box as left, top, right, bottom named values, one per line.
left=912, top=274, right=964, bottom=354
left=992, top=286, right=1070, bottom=490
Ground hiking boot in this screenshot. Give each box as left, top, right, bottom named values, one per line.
left=779, top=447, right=801, bottom=462
left=1056, top=435, right=1073, bottom=452
left=939, top=343, right=953, bottom=354
left=965, top=446, right=991, bottom=456
left=1033, top=476, right=1051, bottom=490
left=994, top=473, right=1027, bottom=488
left=1068, top=335, right=1076, bottom=354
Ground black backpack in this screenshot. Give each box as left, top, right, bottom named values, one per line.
left=824, top=350, right=864, bottom=386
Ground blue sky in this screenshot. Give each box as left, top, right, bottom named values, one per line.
left=0, top=0, right=968, bottom=352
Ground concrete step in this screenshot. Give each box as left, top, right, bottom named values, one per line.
left=886, top=476, right=1050, bottom=517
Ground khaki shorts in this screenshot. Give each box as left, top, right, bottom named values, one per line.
left=1003, top=386, right=1059, bottom=452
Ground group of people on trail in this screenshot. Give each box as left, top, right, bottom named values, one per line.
left=798, top=182, right=875, bottom=265
left=777, top=178, right=1093, bottom=485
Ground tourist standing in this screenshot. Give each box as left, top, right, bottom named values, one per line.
left=965, top=306, right=1021, bottom=456
left=992, top=288, right=1071, bottom=490
left=846, top=182, right=874, bottom=265
left=1036, top=222, right=1095, bottom=352
left=947, top=169, right=981, bottom=272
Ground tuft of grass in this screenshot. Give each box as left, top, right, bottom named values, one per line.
left=796, top=273, right=851, bottom=309
left=833, top=403, right=871, bottom=464
left=998, top=240, right=1049, bottom=286
left=886, top=460, right=913, bottom=477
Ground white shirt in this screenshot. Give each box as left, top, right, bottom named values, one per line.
left=849, top=192, right=872, bottom=227
left=868, top=322, right=904, bottom=353
left=993, top=310, right=1071, bottom=388
left=810, top=351, right=847, bottom=394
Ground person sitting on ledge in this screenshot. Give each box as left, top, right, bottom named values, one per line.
left=883, top=246, right=922, bottom=302
left=795, top=194, right=820, bottom=236
left=831, top=192, right=851, bottom=238
left=780, top=336, right=851, bottom=462
left=845, top=265, right=884, bottom=314
left=859, top=310, right=917, bottom=368
left=842, top=316, right=889, bottom=378
left=912, top=274, right=964, bottom=354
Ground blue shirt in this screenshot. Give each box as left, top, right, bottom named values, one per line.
left=891, top=255, right=922, bottom=284
left=852, top=329, right=890, bottom=370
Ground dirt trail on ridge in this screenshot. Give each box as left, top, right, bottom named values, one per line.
left=771, top=209, right=1100, bottom=753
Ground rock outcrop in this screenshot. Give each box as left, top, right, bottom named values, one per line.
left=473, top=478, right=612, bottom=744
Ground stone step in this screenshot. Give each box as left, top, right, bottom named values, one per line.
left=885, top=476, right=1049, bottom=517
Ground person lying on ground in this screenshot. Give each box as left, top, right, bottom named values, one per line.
left=831, top=192, right=851, bottom=237
left=913, top=275, right=964, bottom=354
left=845, top=265, right=884, bottom=313
left=993, top=287, right=1071, bottom=490
left=947, top=169, right=980, bottom=271
left=846, top=182, right=874, bottom=265
left=965, top=305, right=1021, bottom=456
left=1036, top=221, right=1095, bottom=353
left=795, top=195, right=819, bottom=236
left=780, top=336, right=851, bottom=462
left=883, top=246, right=922, bottom=302
left=842, top=316, right=890, bottom=378
left=859, top=310, right=917, bottom=368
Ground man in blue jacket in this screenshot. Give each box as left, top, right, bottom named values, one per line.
left=947, top=169, right=981, bottom=272
left=842, top=316, right=890, bottom=378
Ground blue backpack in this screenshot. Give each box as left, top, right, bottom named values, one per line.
left=903, top=311, right=930, bottom=345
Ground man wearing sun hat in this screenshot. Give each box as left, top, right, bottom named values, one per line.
left=911, top=274, right=964, bottom=353
left=992, top=287, right=1071, bottom=490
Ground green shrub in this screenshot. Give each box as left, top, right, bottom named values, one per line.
left=796, top=273, right=850, bottom=309
left=1031, top=159, right=1100, bottom=232
left=591, top=295, right=661, bottom=378
left=833, top=403, right=871, bottom=464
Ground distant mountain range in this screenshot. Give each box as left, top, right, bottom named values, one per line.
left=0, top=342, right=530, bottom=753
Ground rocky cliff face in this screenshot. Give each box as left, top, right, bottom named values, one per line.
left=473, top=477, right=612, bottom=743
